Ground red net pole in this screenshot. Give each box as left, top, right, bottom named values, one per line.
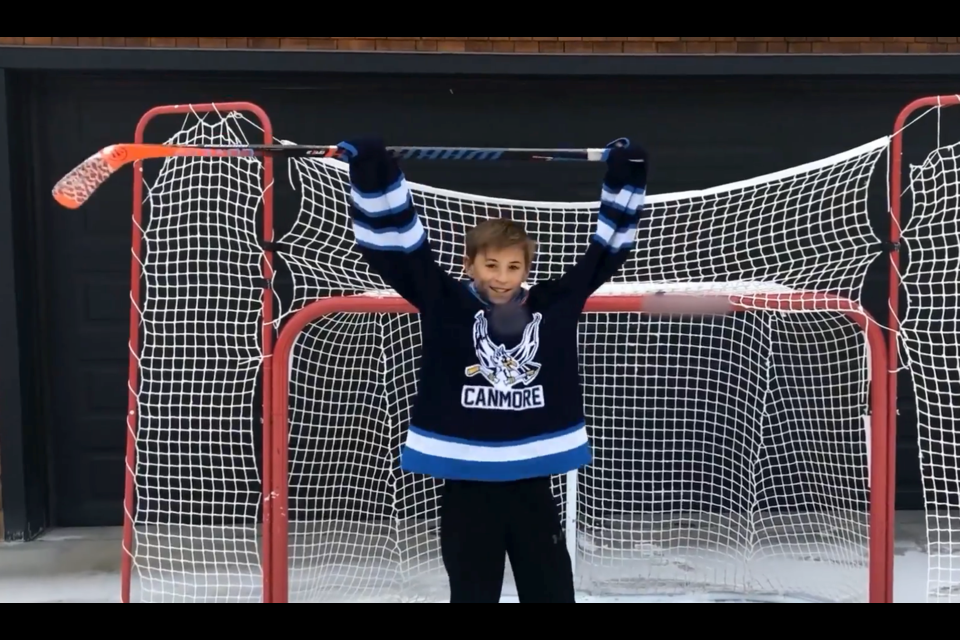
left=123, top=102, right=274, bottom=604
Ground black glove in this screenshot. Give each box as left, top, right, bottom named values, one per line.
left=336, top=137, right=400, bottom=193
left=602, top=137, right=648, bottom=190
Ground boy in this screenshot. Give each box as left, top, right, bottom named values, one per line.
left=337, top=137, right=648, bottom=603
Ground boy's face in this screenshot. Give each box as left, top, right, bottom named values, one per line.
left=464, top=245, right=530, bottom=304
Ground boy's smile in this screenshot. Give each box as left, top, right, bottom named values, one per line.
left=464, top=245, right=530, bottom=304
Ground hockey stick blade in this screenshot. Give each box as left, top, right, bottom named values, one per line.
left=51, top=143, right=615, bottom=210
left=52, top=143, right=336, bottom=210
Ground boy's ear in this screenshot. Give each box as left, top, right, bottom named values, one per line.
left=463, top=254, right=474, bottom=276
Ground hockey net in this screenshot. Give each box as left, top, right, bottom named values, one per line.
left=273, top=285, right=890, bottom=604
left=892, top=95, right=960, bottom=603
left=122, top=101, right=902, bottom=604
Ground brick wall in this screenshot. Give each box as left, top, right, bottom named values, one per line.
left=0, top=37, right=958, bottom=53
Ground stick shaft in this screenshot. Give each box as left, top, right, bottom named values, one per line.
left=194, top=144, right=607, bottom=161
left=52, top=143, right=609, bottom=210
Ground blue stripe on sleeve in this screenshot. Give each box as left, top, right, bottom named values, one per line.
left=353, top=214, right=427, bottom=253
left=349, top=173, right=426, bottom=252
left=592, top=183, right=645, bottom=252
left=600, top=183, right=645, bottom=214
left=351, top=175, right=411, bottom=218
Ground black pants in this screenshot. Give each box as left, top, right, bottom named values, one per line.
left=439, top=476, right=576, bottom=603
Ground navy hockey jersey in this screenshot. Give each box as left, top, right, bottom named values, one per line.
left=346, top=149, right=646, bottom=482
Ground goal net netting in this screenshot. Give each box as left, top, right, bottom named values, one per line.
left=894, top=96, right=960, bottom=603
left=122, top=99, right=958, bottom=603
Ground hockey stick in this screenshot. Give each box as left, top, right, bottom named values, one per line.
left=51, top=143, right=613, bottom=210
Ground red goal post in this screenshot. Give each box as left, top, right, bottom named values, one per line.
left=887, top=94, right=960, bottom=603
left=267, top=287, right=893, bottom=603
left=121, top=102, right=278, bottom=603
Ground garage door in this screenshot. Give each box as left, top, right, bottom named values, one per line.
left=28, top=71, right=940, bottom=525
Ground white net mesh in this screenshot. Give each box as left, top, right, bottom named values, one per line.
left=124, top=105, right=896, bottom=603
left=279, top=138, right=887, bottom=315
left=897, top=99, right=960, bottom=603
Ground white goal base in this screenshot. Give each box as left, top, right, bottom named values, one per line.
left=125, top=508, right=862, bottom=604
left=287, top=512, right=868, bottom=603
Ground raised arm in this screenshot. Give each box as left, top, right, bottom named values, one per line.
left=529, top=137, right=649, bottom=306
left=337, top=138, right=458, bottom=312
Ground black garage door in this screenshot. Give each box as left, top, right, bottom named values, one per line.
left=24, top=71, right=950, bottom=526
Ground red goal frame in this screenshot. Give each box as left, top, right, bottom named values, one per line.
left=118, top=94, right=960, bottom=604
left=267, top=291, right=893, bottom=603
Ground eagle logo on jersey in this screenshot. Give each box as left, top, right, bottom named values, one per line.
left=461, top=310, right=545, bottom=411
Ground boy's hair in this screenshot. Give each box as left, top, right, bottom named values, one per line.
left=465, top=218, right=537, bottom=267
